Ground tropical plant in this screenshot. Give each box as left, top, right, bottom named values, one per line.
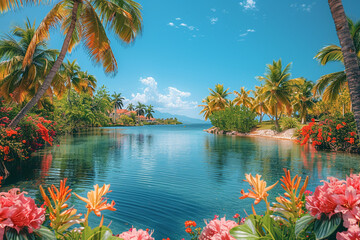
left=111, top=92, right=124, bottom=123
left=8, top=0, right=143, bottom=127
left=233, top=87, right=253, bottom=108
left=127, top=103, right=135, bottom=111
left=209, top=105, right=258, bottom=133
left=135, top=102, right=146, bottom=123
left=257, top=59, right=300, bottom=129
left=252, top=85, right=269, bottom=123
left=208, top=84, right=231, bottom=111
left=293, top=79, right=315, bottom=124
left=0, top=19, right=58, bottom=103
left=313, top=18, right=360, bottom=103
left=326, top=2, right=360, bottom=135
left=145, top=105, right=155, bottom=119
left=78, top=71, right=97, bottom=96
left=199, top=97, right=214, bottom=120
left=280, top=116, right=299, bottom=130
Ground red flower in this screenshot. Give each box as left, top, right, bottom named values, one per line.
left=22, top=140, right=26, bottom=144
left=185, top=228, right=193, bottom=233
left=336, top=124, right=344, bottom=130
left=4, top=146, right=10, bottom=155
left=342, top=122, right=347, bottom=126
left=233, top=213, right=240, bottom=218
left=350, top=132, right=356, bottom=137
left=311, top=118, right=315, bottom=122
left=5, top=129, right=17, bottom=137
left=185, top=220, right=197, bottom=227
left=348, top=138, right=355, bottom=144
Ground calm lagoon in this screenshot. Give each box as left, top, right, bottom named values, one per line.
left=8, top=124, right=360, bottom=239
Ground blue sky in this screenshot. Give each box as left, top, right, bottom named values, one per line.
left=0, top=0, right=360, bottom=119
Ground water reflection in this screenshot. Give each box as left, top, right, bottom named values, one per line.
left=6, top=124, right=360, bottom=239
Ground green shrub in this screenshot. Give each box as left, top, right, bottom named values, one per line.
left=209, top=105, right=257, bottom=133
left=280, top=117, right=299, bottom=130
left=119, top=115, right=134, bottom=126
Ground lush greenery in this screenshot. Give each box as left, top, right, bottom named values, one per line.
left=209, top=105, right=257, bottom=133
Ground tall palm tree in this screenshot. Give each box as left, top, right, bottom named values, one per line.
left=252, top=85, right=269, bottom=123
left=59, top=59, right=80, bottom=107
left=145, top=105, right=155, bottom=119
left=127, top=103, right=135, bottom=111
left=135, top=102, right=146, bottom=123
left=199, top=97, right=214, bottom=120
left=313, top=18, right=360, bottom=102
left=0, top=19, right=58, bottom=103
left=233, top=87, right=253, bottom=108
left=111, top=92, right=124, bottom=123
left=8, top=0, right=142, bottom=127
left=208, top=84, right=231, bottom=111
left=293, top=79, right=315, bottom=124
left=257, top=59, right=300, bottom=129
left=328, top=0, right=360, bottom=134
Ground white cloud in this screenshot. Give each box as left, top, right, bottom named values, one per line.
left=175, top=17, right=181, bottom=21
left=180, top=23, right=187, bottom=27
left=211, top=8, right=216, bottom=12
left=290, top=3, right=314, bottom=12
left=210, top=17, right=218, bottom=25
left=125, top=77, right=198, bottom=112
left=188, top=26, right=195, bottom=31
left=239, top=0, right=256, bottom=10
left=168, top=22, right=174, bottom=27
left=239, top=29, right=256, bottom=38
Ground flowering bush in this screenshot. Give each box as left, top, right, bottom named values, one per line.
left=0, top=106, right=58, bottom=163
left=0, top=187, right=45, bottom=238
left=296, top=115, right=359, bottom=152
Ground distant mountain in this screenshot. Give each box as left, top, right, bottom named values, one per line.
left=154, top=111, right=206, bottom=124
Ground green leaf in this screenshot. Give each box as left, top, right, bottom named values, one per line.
left=81, top=226, right=116, bottom=240
left=295, top=214, right=316, bottom=236
left=313, top=213, right=341, bottom=240
left=230, top=219, right=261, bottom=239
left=5, top=227, right=35, bottom=240
left=33, top=226, right=56, bottom=240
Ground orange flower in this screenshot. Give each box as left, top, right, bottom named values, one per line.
left=240, top=173, right=278, bottom=205
left=336, top=124, right=344, bottom=130
left=74, top=184, right=116, bottom=217
left=5, top=129, right=17, bottom=137
left=185, top=220, right=196, bottom=227
left=348, top=138, right=355, bottom=144
left=39, top=179, right=81, bottom=232
left=185, top=228, right=193, bottom=233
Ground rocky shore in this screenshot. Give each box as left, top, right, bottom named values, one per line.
left=204, top=127, right=297, bottom=140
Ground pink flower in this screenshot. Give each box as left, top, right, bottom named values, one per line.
left=0, top=188, right=45, bottom=237
left=117, top=228, right=154, bottom=240
left=199, top=217, right=238, bottom=240
left=337, top=225, right=360, bottom=240
left=333, top=186, right=360, bottom=228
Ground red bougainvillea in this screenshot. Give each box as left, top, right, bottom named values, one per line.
left=296, top=117, right=358, bottom=152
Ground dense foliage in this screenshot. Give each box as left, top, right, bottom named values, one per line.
left=296, top=113, right=359, bottom=152
left=209, top=105, right=257, bottom=133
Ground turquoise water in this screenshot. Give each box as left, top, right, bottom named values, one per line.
left=6, top=124, right=360, bottom=239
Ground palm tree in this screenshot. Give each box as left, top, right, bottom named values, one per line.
left=233, top=87, right=253, bottom=108
left=59, top=60, right=80, bottom=107
left=135, top=102, right=146, bottom=123
left=78, top=71, right=97, bottom=96
left=111, top=92, right=124, bottom=123
left=0, top=19, right=58, bottom=103
left=257, top=59, right=300, bottom=129
left=208, top=84, right=231, bottom=110
left=199, top=97, right=214, bottom=120
left=313, top=18, right=360, bottom=102
left=8, top=0, right=142, bottom=127
left=328, top=0, right=360, bottom=134
left=252, top=85, right=269, bottom=123
left=293, top=79, right=315, bottom=124
left=145, top=105, right=155, bottom=119
left=127, top=103, right=135, bottom=111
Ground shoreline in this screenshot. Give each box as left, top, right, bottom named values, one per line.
left=204, top=127, right=297, bottom=141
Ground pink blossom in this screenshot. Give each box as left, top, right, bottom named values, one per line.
left=0, top=188, right=45, bottom=237
left=337, top=225, right=360, bottom=240
left=333, top=186, right=360, bottom=228
left=117, top=228, right=154, bottom=240
left=199, top=217, right=238, bottom=240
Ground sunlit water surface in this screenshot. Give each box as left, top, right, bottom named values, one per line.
left=7, top=124, right=360, bottom=239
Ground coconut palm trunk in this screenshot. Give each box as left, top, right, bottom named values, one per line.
left=8, top=1, right=79, bottom=128
left=328, top=0, right=360, bottom=134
